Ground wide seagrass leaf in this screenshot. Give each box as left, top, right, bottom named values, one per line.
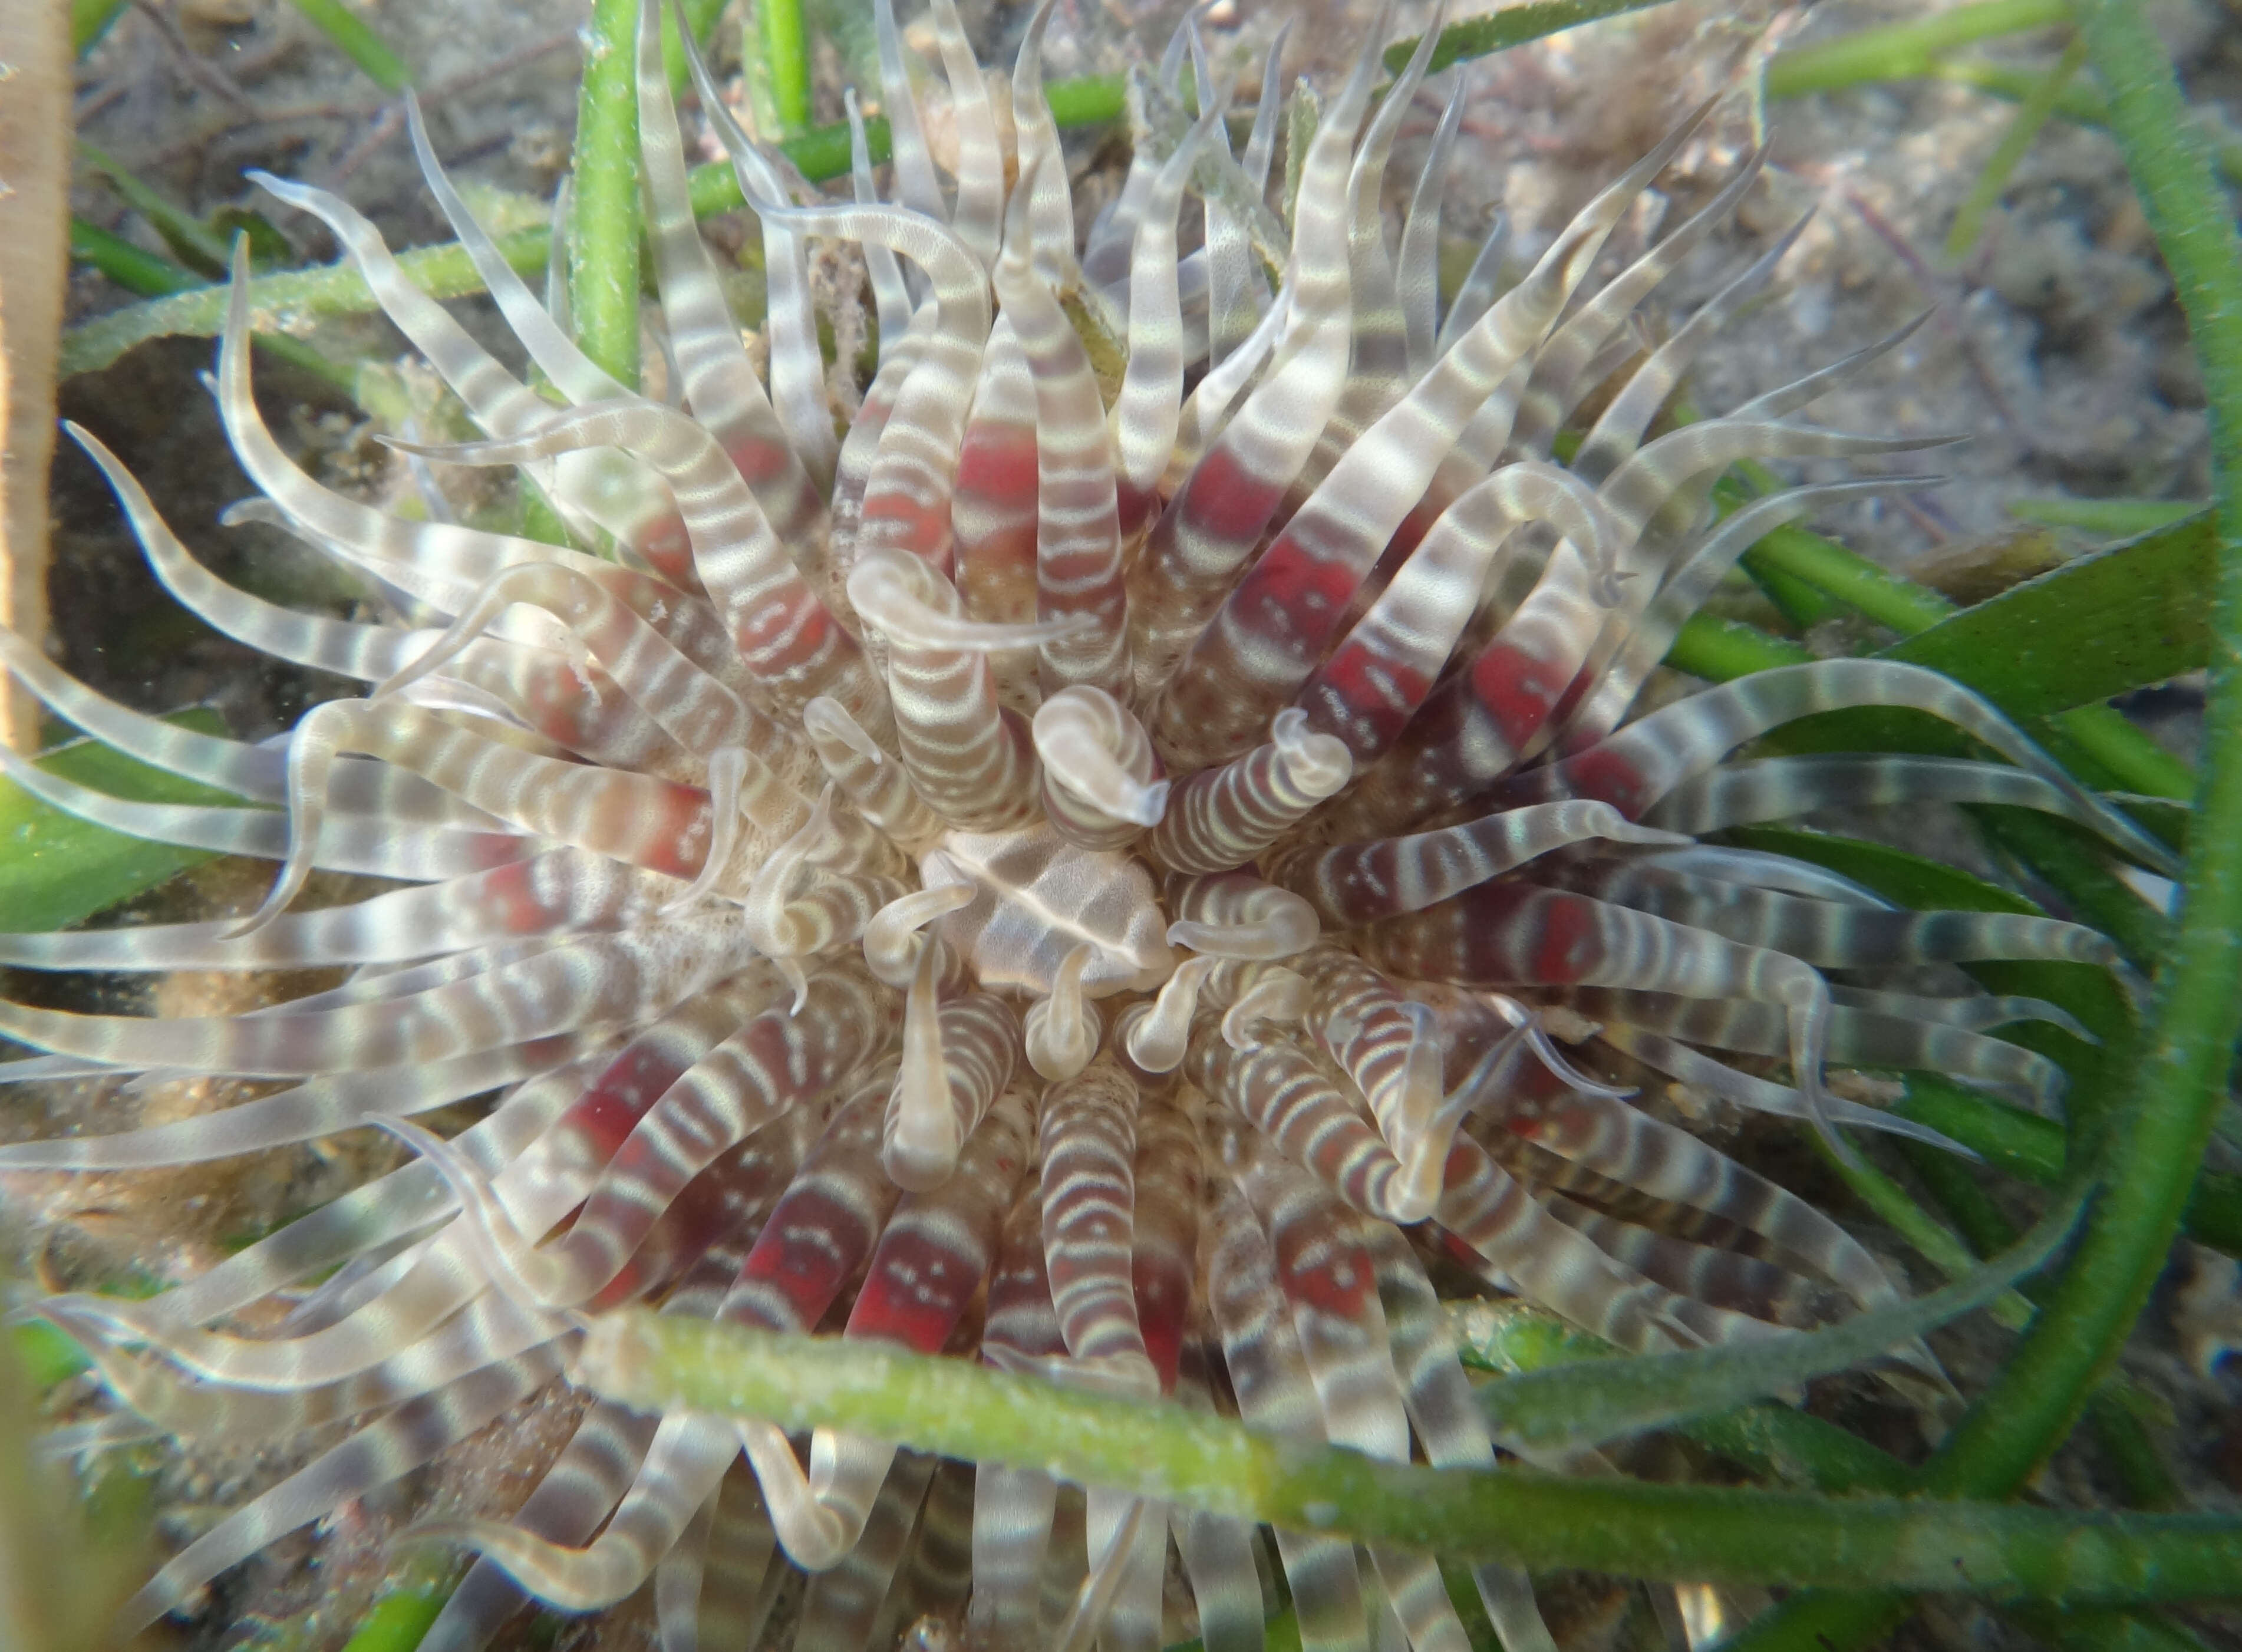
left=1476, top=1187, right=2087, bottom=1453
left=0, top=711, right=243, bottom=932
left=1882, top=510, right=2215, bottom=720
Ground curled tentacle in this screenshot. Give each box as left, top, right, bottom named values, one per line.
left=1034, top=687, right=1168, bottom=849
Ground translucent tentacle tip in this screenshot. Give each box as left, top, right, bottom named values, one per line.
left=849, top=547, right=1097, bottom=652
left=1024, top=942, right=1103, bottom=1081
left=881, top=941, right=961, bottom=1191
left=863, top=881, right=975, bottom=987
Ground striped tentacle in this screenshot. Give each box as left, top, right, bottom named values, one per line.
left=1311, top=2, right=1450, bottom=457
left=1171, top=1337, right=1270, bottom=1652
left=672, top=25, right=840, bottom=497
left=1433, top=206, right=1512, bottom=357
left=367, top=560, right=786, bottom=772
left=718, top=1065, right=904, bottom=1336
left=952, top=318, right=1041, bottom=628
left=438, top=958, right=895, bottom=1308
left=803, top=694, right=944, bottom=846
left=1150, top=97, right=1709, bottom=767
left=1165, top=872, right=1320, bottom=962
left=1233, top=1139, right=1475, bottom=1652
left=970, top=1185, right=1069, bottom=1651
left=1490, top=659, right=2177, bottom=875
left=756, top=200, right=992, bottom=579
left=1564, top=409, right=1948, bottom=639
left=1538, top=982, right=2067, bottom=1107
left=0, top=621, right=506, bottom=830
left=1359, top=1221, right=1558, bottom=1652
left=212, top=248, right=671, bottom=653
left=0, top=1037, right=585, bottom=1173
left=1269, top=798, right=1688, bottom=928
left=116, top=1346, right=570, bottom=1632
left=1292, top=948, right=1468, bottom=1224
left=990, top=167, right=1133, bottom=698
left=421, top=1407, right=739, bottom=1613
left=1472, top=1093, right=1791, bottom=1267
left=398, top=100, right=697, bottom=571
left=1129, top=1077, right=1204, bottom=1396
left=1187, top=1024, right=1422, bottom=1224
left=0, top=736, right=527, bottom=886
left=1202, top=25, right=1282, bottom=372
left=882, top=985, right=1020, bottom=1191
left=143, top=1015, right=717, bottom=1334
left=1008, top=0, right=1082, bottom=291
left=1508, top=150, right=1771, bottom=457
left=1289, top=461, right=1624, bottom=767
left=1203, top=1166, right=1375, bottom=1652
left=846, top=89, right=913, bottom=360
left=416, top=1403, right=660, bottom=1652
left=1122, top=16, right=1386, bottom=701
left=708, top=1066, right=909, bottom=1612
left=1557, top=482, right=1905, bottom=752
left=756, top=1090, right=1029, bottom=1571
left=1577, top=226, right=1874, bottom=502
left=1076, top=41, right=1175, bottom=296
left=1827, top=984, right=2091, bottom=1039
left=1034, top=688, right=1168, bottom=851
left=885, top=1456, right=980, bottom=1640
left=1649, top=752, right=2148, bottom=840
left=1432, top=1135, right=1701, bottom=1354
left=48, top=1280, right=556, bottom=1447
left=1329, top=416, right=1961, bottom=843
left=850, top=546, right=1086, bottom=831
left=245, top=169, right=556, bottom=445
left=1486, top=1079, right=1904, bottom=1312
left=1148, top=709, right=1352, bottom=874
left=1041, top=1060, right=1154, bottom=1382
left=1110, top=106, right=1222, bottom=533
left=1167, top=284, right=1291, bottom=495
left=1592, top=1021, right=1984, bottom=1145
left=1540, top=856, right=2122, bottom=971
left=87, top=431, right=684, bottom=771
left=239, top=698, right=743, bottom=922
left=0, top=911, right=759, bottom=1079
left=0, top=848, right=664, bottom=974
left=53, top=983, right=776, bottom=1400
left=1359, top=881, right=1847, bottom=1140
left=655, top=1488, right=721, bottom=1652
left=1396, top=71, right=1465, bottom=380
left=833, top=301, right=934, bottom=567
left=789, top=1453, right=940, bottom=1651
left=1531, top=1191, right=1848, bottom=1329
left=734, top=783, right=910, bottom=968
left=925, top=0, right=1006, bottom=265
left=387, top=400, right=879, bottom=724
left=256, top=140, right=679, bottom=589
left=582, top=1100, right=824, bottom=1313
left=870, top=0, right=946, bottom=233
left=692, top=1462, right=789, bottom=1652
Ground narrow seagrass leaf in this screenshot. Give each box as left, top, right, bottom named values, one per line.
left=1475, top=1186, right=2089, bottom=1453
left=0, top=711, right=243, bottom=932
left=1882, top=511, right=2215, bottom=719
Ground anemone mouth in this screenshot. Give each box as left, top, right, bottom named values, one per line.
left=2, top=0, right=2165, bottom=1645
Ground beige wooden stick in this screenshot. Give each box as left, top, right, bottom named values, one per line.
left=0, top=0, right=68, bottom=754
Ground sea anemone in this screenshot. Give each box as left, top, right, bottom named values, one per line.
left=0, top=0, right=2180, bottom=1646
